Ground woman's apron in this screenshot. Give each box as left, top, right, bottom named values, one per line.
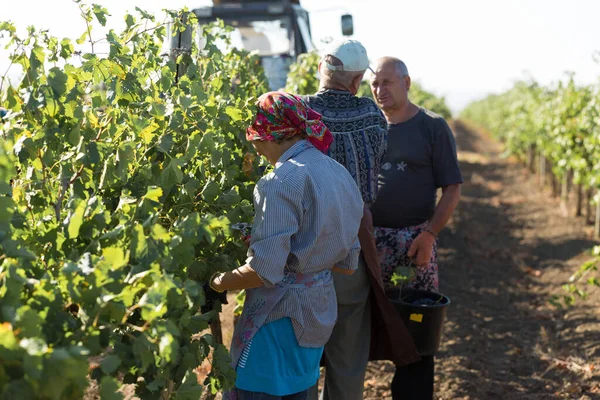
left=223, top=269, right=333, bottom=399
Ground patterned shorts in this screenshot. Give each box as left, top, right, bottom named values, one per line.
left=374, top=222, right=439, bottom=292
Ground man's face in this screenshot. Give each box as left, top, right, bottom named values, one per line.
left=370, top=62, right=409, bottom=111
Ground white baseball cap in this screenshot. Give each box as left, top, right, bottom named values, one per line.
left=323, top=39, right=370, bottom=72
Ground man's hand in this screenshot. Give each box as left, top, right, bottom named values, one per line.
left=407, top=232, right=435, bottom=267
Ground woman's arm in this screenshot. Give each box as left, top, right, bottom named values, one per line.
left=211, top=264, right=265, bottom=292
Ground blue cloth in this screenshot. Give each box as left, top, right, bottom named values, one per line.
left=237, top=389, right=308, bottom=400
left=235, top=318, right=324, bottom=396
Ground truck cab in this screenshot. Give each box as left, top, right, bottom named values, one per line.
left=170, top=0, right=353, bottom=90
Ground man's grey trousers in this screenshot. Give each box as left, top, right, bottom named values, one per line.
left=308, top=258, right=372, bottom=400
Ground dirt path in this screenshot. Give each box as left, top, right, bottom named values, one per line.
left=363, top=121, right=600, bottom=400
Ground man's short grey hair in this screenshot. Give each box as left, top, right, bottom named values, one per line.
left=391, top=58, right=409, bottom=78
left=376, top=56, right=409, bottom=78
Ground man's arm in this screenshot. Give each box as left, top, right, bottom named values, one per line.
left=427, top=184, right=461, bottom=236
left=407, top=184, right=461, bottom=266
left=408, top=117, right=463, bottom=266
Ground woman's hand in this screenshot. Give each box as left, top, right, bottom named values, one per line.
left=210, top=272, right=225, bottom=292
left=201, top=273, right=228, bottom=313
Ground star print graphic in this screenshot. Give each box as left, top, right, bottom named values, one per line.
left=397, top=161, right=407, bottom=171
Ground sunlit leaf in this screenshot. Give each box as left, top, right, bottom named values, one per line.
left=67, top=200, right=86, bottom=239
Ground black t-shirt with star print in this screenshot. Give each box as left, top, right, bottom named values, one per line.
left=371, top=108, right=463, bottom=229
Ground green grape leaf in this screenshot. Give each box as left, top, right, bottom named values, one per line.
left=100, top=355, right=122, bottom=375
left=67, top=200, right=86, bottom=239
left=99, top=376, right=124, bottom=400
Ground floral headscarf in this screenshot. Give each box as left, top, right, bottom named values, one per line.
left=246, top=91, right=333, bottom=153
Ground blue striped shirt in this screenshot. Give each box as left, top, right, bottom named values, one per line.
left=303, top=89, right=388, bottom=207
left=246, top=140, right=364, bottom=347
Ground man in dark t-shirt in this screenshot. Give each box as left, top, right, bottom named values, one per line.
left=370, top=57, right=463, bottom=400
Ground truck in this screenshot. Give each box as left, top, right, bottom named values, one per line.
left=170, top=0, right=354, bottom=90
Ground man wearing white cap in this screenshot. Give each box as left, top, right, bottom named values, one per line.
left=304, top=40, right=420, bottom=400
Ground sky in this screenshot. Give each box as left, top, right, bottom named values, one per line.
left=2, top=0, right=600, bottom=113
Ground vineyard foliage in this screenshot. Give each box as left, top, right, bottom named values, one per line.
left=560, top=246, right=600, bottom=307
left=283, top=51, right=321, bottom=95
left=461, top=76, right=600, bottom=306
left=0, top=4, right=269, bottom=399
left=407, top=82, right=452, bottom=120
left=461, top=77, right=600, bottom=186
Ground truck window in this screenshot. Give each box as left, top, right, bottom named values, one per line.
left=296, top=15, right=314, bottom=53
left=225, top=17, right=292, bottom=56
